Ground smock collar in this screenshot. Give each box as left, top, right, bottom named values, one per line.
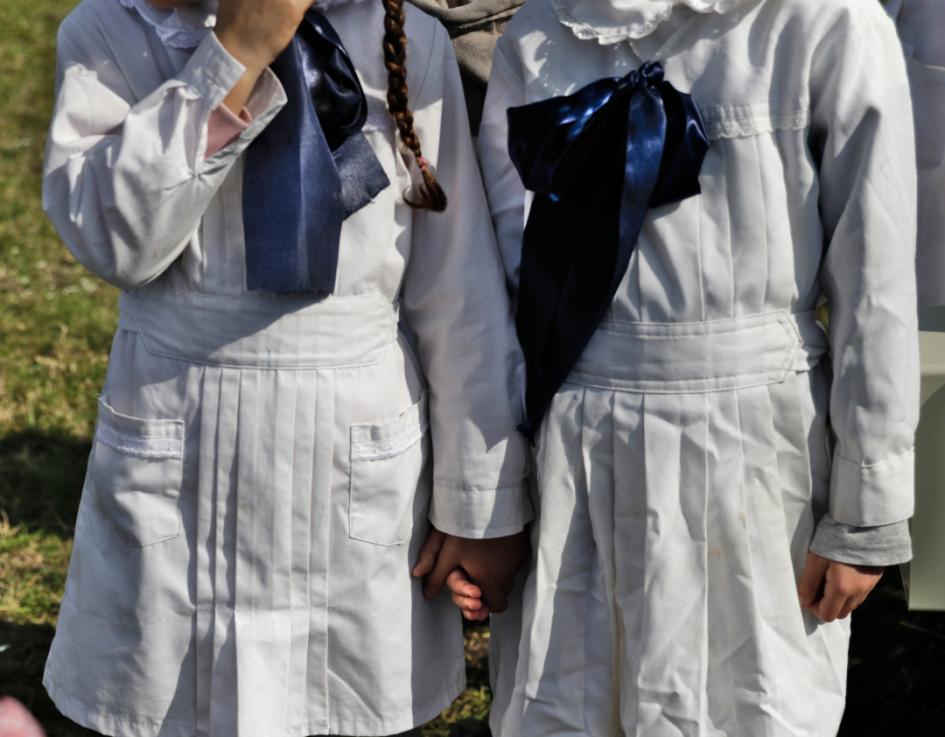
left=552, top=0, right=750, bottom=44
left=117, top=0, right=362, bottom=49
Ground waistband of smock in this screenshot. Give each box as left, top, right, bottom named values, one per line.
left=568, top=309, right=829, bottom=394
left=118, top=289, right=399, bottom=369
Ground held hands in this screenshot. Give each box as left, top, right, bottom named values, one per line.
left=413, top=528, right=530, bottom=621
left=797, top=551, right=883, bottom=622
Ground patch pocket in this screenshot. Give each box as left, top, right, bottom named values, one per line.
left=91, top=396, right=184, bottom=548
left=348, top=394, right=430, bottom=547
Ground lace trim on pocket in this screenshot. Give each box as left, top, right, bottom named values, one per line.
left=700, top=104, right=811, bottom=140
left=350, top=418, right=428, bottom=462
left=350, top=394, right=429, bottom=462
left=95, top=425, right=184, bottom=460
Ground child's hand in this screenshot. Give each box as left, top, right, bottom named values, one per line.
left=216, top=0, right=312, bottom=71
left=797, top=551, right=883, bottom=622
left=214, top=0, right=312, bottom=110
left=412, top=528, right=529, bottom=620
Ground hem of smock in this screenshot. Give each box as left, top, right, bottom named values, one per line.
left=323, top=671, right=466, bottom=736
left=45, top=667, right=466, bottom=737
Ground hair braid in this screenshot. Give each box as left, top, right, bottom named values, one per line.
left=381, top=0, right=447, bottom=211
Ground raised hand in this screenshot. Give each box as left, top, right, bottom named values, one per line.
left=213, top=0, right=314, bottom=110
left=216, top=0, right=312, bottom=71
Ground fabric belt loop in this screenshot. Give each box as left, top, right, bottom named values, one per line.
left=568, top=310, right=829, bottom=394
left=117, top=290, right=399, bottom=369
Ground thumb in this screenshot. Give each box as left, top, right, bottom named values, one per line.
left=797, top=551, right=830, bottom=609
left=412, top=528, right=446, bottom=578
left=424, top=537, right=460, bottom=599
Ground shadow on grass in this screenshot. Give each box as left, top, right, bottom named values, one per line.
left=0, top=430, right=90, bottom=536
left=0, top=621, right=98, bottom=737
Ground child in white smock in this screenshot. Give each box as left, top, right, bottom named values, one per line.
left=465, top=0, right=920, bottom=734
left=41, top=0, right=531, bottom=735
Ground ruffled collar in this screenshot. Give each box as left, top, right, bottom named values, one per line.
left=552, top=0, right=750, bottom=44
left=117, top=0, right=362, bottom=49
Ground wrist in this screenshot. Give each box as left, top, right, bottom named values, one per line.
left=213, top=28, right=271, bottom=76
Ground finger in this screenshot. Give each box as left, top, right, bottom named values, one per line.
left=797, top=552, right=830, bottom=609
left=446, top=568, right=482, bottom=599
left=424, top=545, right=459, bottom=599
left=412, top=530, right=445, bottom=578
left=481, top=585, right=509, bottom=614
left=466, top=605, right=490, bottom=622
left=838, top=596, right=859, bottom=620
left=811, top=578, right=847, bottom=623
left=451, top=592, right=485, bottom=611
left=847, top=593, right=869, bottom=616
left=463, top=607, right=490, bottom=622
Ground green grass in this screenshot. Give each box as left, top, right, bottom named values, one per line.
left=0, top=1, right=490, bottom=734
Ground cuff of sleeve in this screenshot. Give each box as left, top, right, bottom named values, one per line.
left=200, top=68, right=286, bottom=170
left=206, top=105, right=251, bottom=158
left=178, top=32, right=248, bottom=110
left=829, top=448, right=915, bottom=526
left=429, top=482, right=533, bottom=539
left=810, top=515, right=913, bottom=567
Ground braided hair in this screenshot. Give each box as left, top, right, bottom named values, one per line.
left=381, top=0, right=448, bottom=211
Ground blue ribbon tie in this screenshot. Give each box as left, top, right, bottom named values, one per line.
left=508, top=61, right=710, bottom=437
left=242, top=9, right=390, bottom=295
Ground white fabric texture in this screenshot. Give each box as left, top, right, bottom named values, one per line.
left=478, top=0, right=919, bottom=734
left=42, top=0, right=530, bottom=735
left=888, top=0, right=945, bottom=306
left=551, top=0, right=752, bottom=44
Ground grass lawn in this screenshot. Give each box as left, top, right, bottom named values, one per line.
left=1, top=1, right=944, bottom=737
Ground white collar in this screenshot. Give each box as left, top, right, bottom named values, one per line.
left=117, top=0, right=361, bottom=50
left=552, top=0, right=751, bottom=45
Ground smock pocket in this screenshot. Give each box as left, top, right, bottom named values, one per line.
left=91, top=396, right=184, bottom=548
left=348, top=394, right=430, bottom=547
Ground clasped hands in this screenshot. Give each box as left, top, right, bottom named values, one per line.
left=412, top=528, right=530, bottom=621
left=414, top=528, right=884, bottom=624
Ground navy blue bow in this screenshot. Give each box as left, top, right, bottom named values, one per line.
left=243, top=8, right=390, bottom=295
left=508, top=61, right=710, bottom=438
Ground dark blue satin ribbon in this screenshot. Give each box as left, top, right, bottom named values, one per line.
left=243, top=8, right=390, bottom=295
left=508, top=61, right=710, bottom=438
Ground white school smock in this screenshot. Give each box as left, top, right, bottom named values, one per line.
left=887, top=0, right=945, bottom=306
left=478, top=0, right=919, bottom=735
left=41, top=0, right=531, bottom=735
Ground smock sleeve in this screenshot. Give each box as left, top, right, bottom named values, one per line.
left=812, top=7, right=920, bottom=532
left=400, top=21, right=531, bottom=539
left=476, top=37, right=528, bottom=303
left=43, top=16, right=286, bottom=289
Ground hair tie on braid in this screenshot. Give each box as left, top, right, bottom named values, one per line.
left=381, top=0, right=447, bottom=212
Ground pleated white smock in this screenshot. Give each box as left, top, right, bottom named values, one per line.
left=478, top=0, right=920, bottom=735
left=41, top=0, right=531, bottom=735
